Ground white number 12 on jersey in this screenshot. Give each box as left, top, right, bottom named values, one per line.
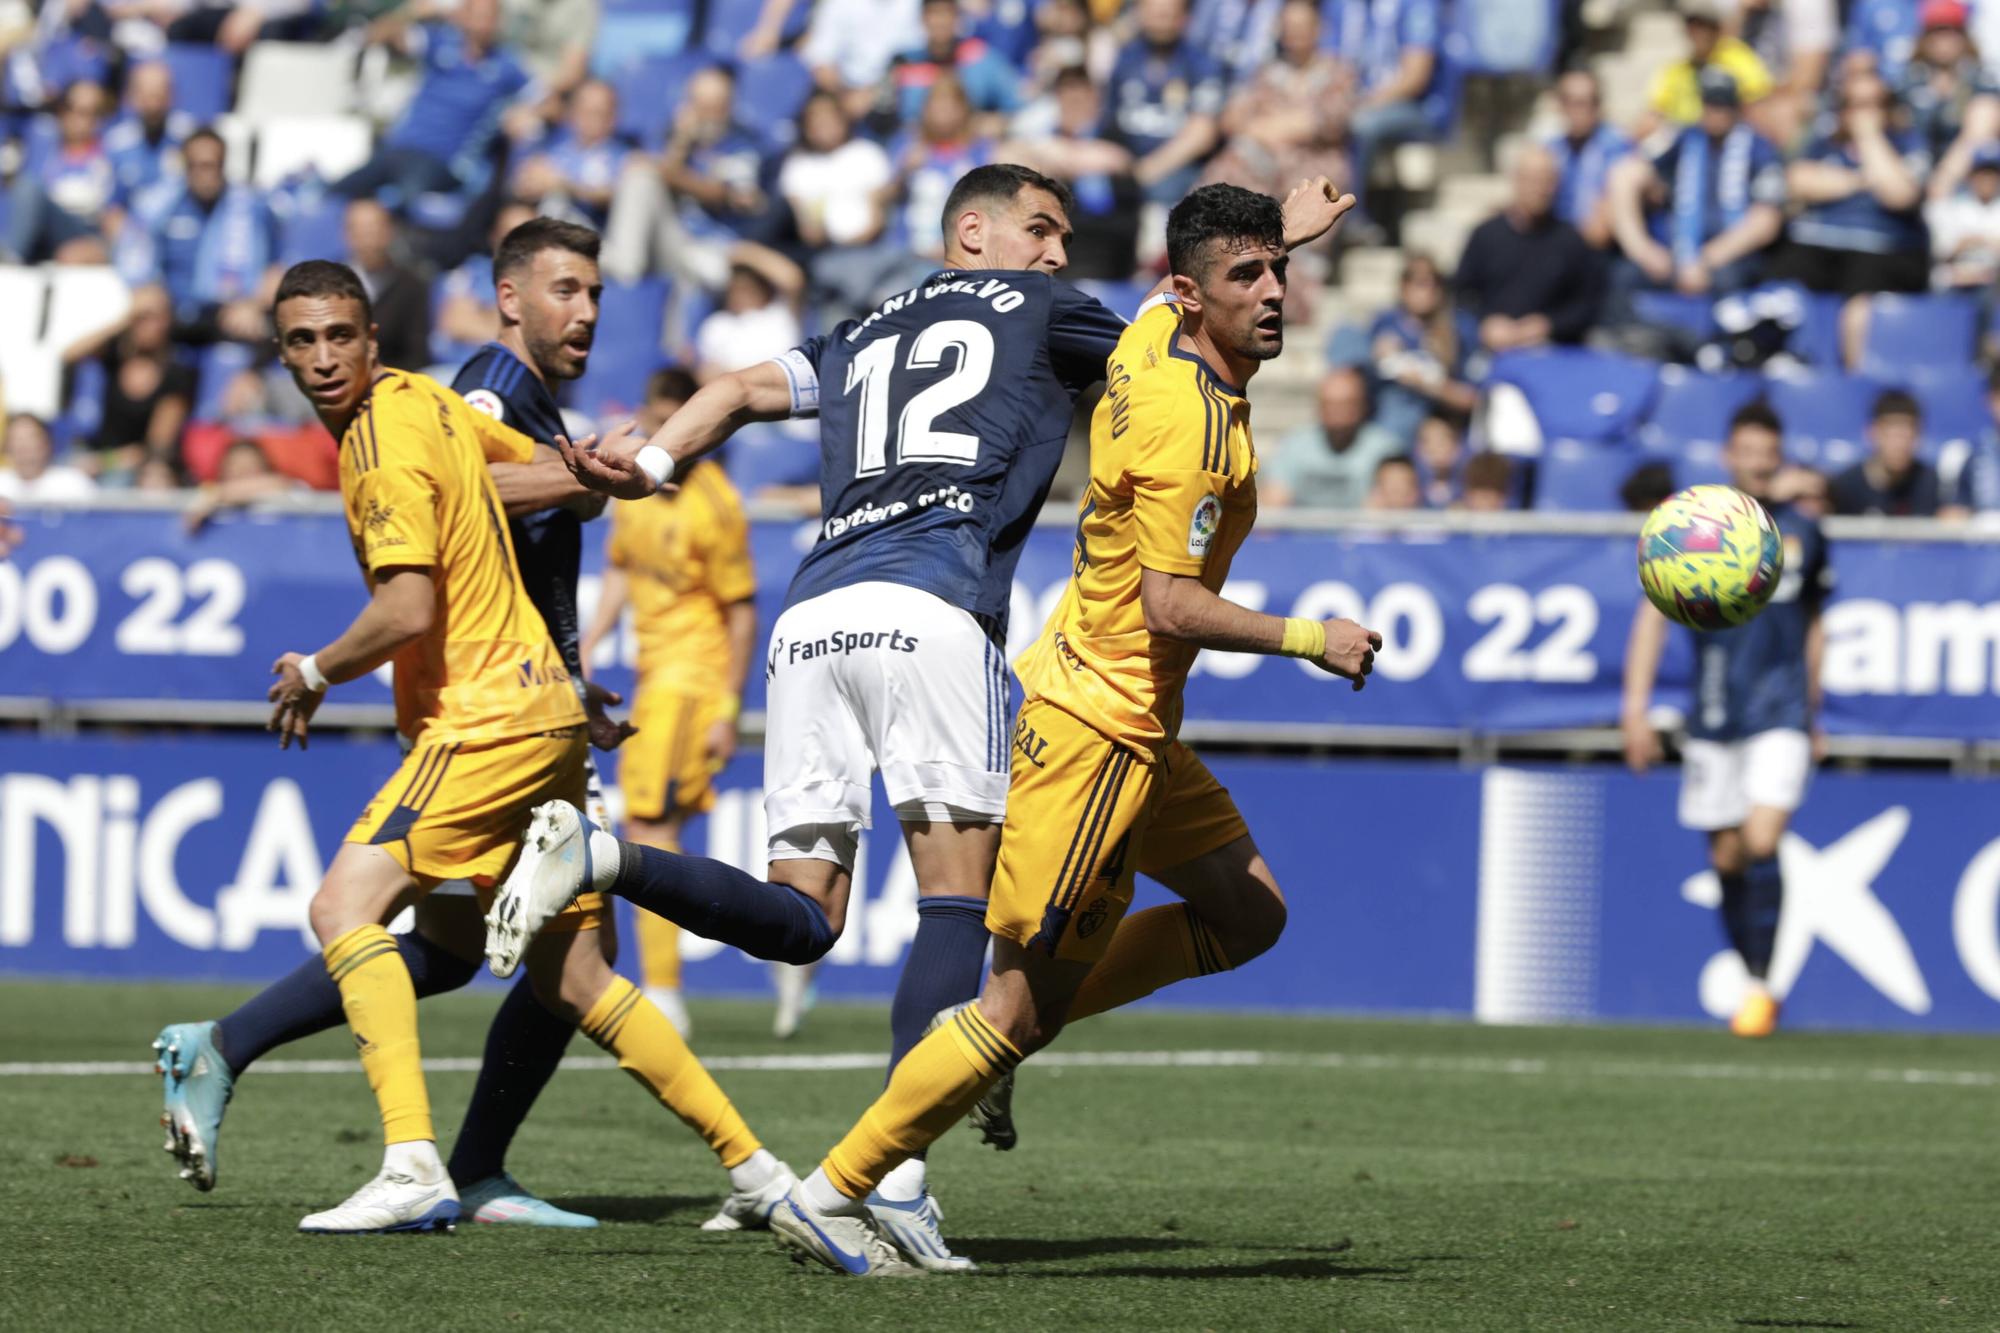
left=846, top=319, right=995, bottom=477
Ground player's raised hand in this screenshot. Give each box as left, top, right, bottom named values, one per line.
left=1316, top=619, right=1381, bottom=691
left=582, top=678, right=638, bottom=752
left=1279, top=176, right=1357, bottom=252
left=555, top=421, right=659, bottom=501
left=267, top=652, right=324, bottom=750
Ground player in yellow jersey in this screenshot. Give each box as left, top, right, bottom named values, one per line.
left=768, top=183, right=1384, bottom=1274
left=248, top=261, right=790, bottom=1234
left=580, top=369, right=758, bottom=1039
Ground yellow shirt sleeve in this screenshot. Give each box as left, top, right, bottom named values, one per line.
left=466, top=405, right=538, bottom=465
left=1718, top=41, right=1772, bottom=103
left=1647, top=64, right=1681, bottom=117
left=351, top=454, right=440, bottom=574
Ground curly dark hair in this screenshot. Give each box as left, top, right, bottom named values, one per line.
left=273, top=259, right=371, bottom=323
left=1166, top=183, right=1284, bottom=281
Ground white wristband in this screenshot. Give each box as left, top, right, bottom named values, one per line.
left=297, top=653, right=329, bottom=693
left=635, top=445, right=675, bottom=489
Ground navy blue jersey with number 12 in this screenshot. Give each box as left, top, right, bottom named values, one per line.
left=771, top=269, right=1129, bottom=629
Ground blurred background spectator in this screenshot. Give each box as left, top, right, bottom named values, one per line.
left=62, top=281, right=192, bottom=480
left=1328, top=252, right=1474, bottom=445
left=1265, top=366, right=1402, bottom=509
left=0, top=413, right=94, bottom=500
left=1829, top=388, right=1948, bottom=515
left=1455, top=145, right=1604, bottom=355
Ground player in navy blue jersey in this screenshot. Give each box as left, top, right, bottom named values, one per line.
left=1621, top=402, right=1832, bottom=1039
left=153, top=220, right=795, bottom=1236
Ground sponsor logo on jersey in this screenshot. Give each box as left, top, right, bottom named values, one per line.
left=1075, top=895, right=1109, bottom=938
left=464, top=388, right=505, bottom=420
left=1013, top=717, right=1050, bottom=769
left=1188, top=492, right=1222, bottom=557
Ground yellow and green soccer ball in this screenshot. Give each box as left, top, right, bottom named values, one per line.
left=1637, top=484, right=1784, bottom=631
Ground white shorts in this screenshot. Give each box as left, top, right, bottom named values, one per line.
left=763, top=581, right=1011, bottom=870
left=1678, top=728, right=1812, bottom=831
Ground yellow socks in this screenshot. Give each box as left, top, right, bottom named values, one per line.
left=324, top=923, right=432, bottom=1146
left=822, top=1003, right=1021, bottom=1200
left=579, top=974, right=760, bottom=1168
left=1066, top=904, right=1230, bottom=1023
left=637, top=908, right=683, bottom=992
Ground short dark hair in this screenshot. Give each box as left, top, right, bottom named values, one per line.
left=1728, top=400, right=1783, bottom=437
left=1619, top=460, right=1676, bottom=512
left=646, top=367, right=698, bottom=404
left=273, top=259, right=372, bottom=323
left=183, top=126, right=225, bottom=157
left=1052, top=64, right=1093, bottom=92
left=495, top=216, right=601, bottom=281
left=1166, top=182, right=1284, bottom=280
left=940, top=162, right=1074, bottom=244
left=1463, top=450, right=1512, bottom=494
left=1871, top=387, right=1921, bottom=423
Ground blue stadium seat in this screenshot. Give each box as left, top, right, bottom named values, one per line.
left=723, top=421, right=820, bottom=494
left=57, top=355, right=105, bottom=449
left=567, top=278, right=670, bottom=417
left=1762, top=368, right=1882, bottom=470
left=590, top=0, right=695, bottom=76
left=610, top=51, right=711, bottom=150
left=1859, top=292, right=1980, bottom=380
left=1630, top=290, right=1717, bottom=344
left=276, top=193, right=347, bottom=267
left=163, top=45, right=233, bottom=123
left=1908, top=367, right=1989, bottom=452
left=191, top=342, right=255, bottom=423
left=1640, top=366, right=1764, bottom=454
left=1485, top=347, right=1658, bottom=444
left=701, top=0, right=810, bottom=56
left=1531, top=438, right=1641, bottom=512
left=1784, top=289, right=1848, bottom=367
left=733, top=54, right=814, bottom=147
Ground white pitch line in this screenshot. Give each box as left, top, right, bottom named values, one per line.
left=1, top=1048, right=1996, bottom=1089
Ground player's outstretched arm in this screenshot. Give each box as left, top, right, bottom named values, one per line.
left=1620, top=602, right=1669, bottom=773
left=557, top=361, right=797, bottom=500
left=268, top=567, right=436, bottom=750
left=1278, top=177, right=1358, bottom=253
left=489, top=444, right=606, bottom=519
left=1138, top=566, right=1380, bottom=691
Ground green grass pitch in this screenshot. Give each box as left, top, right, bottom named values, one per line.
left=2, top=979, right=1995, bottom=1330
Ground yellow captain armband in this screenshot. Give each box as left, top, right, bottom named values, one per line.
left=1279, top=617, right=1326, bottom=662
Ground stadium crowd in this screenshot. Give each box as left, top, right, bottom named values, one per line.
left=0, top=0, right=1998, bottom=519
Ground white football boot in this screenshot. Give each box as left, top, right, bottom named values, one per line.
left=485, top=800, right=593, bottom=978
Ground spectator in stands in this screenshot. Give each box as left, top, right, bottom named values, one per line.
left=779, top=90, right=895, bottom=314
left=1329, top=252, right=1475, bottom=445
left=1545, top=68, right=1627, bottom=249
left=509, top=78, right=629, bottom=228
left=0, top=414, right=95, bottom=502
left=501, top=0, right=598, bottom=104
left=1731, top=0, right=1838, bottom=144
left=1620, top=459, right=1678, bottom=512
left=1928, top=140, right=2000, bottom=290
left=892, top=73, right=997, bottom=261
left=1003, top=65, right=1142, bottom=280
left=1844, top=0, right=1920, bottom=81
left=890, top=0, right=1022, bottom=131
left=1018, top=0, right=1117, bottom=96
left=1366, top=455, right=1422, bottom=511
left=344, top=198, right=431, bottom=370
left=166, top=1, right=326, bottom=52
left=1830, top=388, right=1947, bottom=516
left=61, top=283, right=194, bottom=480
left=433, top=201, right=533, bottom=366
left=799, top=0, right=925, bottom=120
left=1606, top=69, right=1785, bottom=322
left=183, top=437, right=302, bottom=532
left=337, top=0, right=537, bottom=208
left=1104, top=0, right=1222, bottom=205
left=1264, top=367, right=1403, bottom=510
left=133, top=453, right=184, bottom=492
left=1950, top=364, right=2000, bottom=512
left=105, top=62, right=192, bottom=202
left=604, top=65, right=773, bottom=286
left=1201, top=1, right=1354, bottom=214
left=1458, top=450, right=1514, bottom=511
left=1771, top=67, right=1929, bottom=302
left=1902, top=1, right=2000, bottom=200
left=1328, top=0, right=1445, bottom=235
left=695, top=246, right=806, bottom=381
left=1, top=0, right=111, bottom=115
left=7, top=79, right=120, bottom=264
left=1640, top=0, right=1773, bottom=137
left=118, top=128, right=275, bottom=327
left=1456, top=145, right=1604, bottom=355
left=1412, top=410, right=1466, bottom=508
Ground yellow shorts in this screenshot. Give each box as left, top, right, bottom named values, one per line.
left=620, top=686, right=728, bottom=822
left=346, top=726, right=603, bottom=931
left=987, top=697, right=1248, bottom=964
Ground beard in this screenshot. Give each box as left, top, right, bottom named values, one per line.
left=526, top=323, right=589, bottom=382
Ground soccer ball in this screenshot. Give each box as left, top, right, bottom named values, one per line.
left=1636, top=484, right=1784, bottom=630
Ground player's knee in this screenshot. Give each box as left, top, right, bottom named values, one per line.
left=1212, top=892, right=1287, bottom=968
left=1742, top=832, right=1782, bottom=863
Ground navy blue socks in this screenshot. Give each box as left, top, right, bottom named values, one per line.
left=887, top=894, right=990, bottom=1074
left=1740, top=856, right=1784, bottom=981
left=611, top=842, right=837, bottom=965
left=447, top=973, right=577, bottom=1184
left=215, top=930, right=478, bottom=1075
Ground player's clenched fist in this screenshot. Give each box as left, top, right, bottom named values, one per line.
left=1316, top=619, right=1382, bottom=690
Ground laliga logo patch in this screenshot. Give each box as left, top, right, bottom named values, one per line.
left=1187, top=493, right=1222, bottom=558
left=464, top=388, right=505, bottom=420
